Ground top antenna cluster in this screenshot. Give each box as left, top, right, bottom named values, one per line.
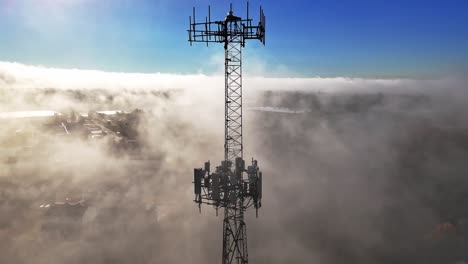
left=188, top=1, right=266, bottom=48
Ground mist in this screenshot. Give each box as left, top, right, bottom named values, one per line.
left=1, top=61, right=468, bottom=263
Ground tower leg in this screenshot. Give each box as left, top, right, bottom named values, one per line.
left=222, top=206, right=248, bottom=264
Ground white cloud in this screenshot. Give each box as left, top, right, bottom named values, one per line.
left=0, top=60, right=465, bottom=115
left=0, top=60, right=458, bottom=95
left=1, top=60, right=468, bottom=264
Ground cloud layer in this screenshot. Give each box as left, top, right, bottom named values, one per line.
left=1, top=61, right=468, bottom=263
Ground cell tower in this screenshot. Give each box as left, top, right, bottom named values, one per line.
left=189, top=2, right=265, bottom=264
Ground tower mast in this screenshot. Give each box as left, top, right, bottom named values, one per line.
left=189, top=2, right=265, bottom=264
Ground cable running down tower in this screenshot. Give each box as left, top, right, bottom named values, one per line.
left=189, top=2, right=265, bottom=264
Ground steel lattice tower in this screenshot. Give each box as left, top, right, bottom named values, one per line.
left=189, top=3, right=265, bottom=264
left=225, top=31, right=243, bottom=163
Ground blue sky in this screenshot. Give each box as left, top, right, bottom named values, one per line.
left=0, top=0, right=467, bottom=78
